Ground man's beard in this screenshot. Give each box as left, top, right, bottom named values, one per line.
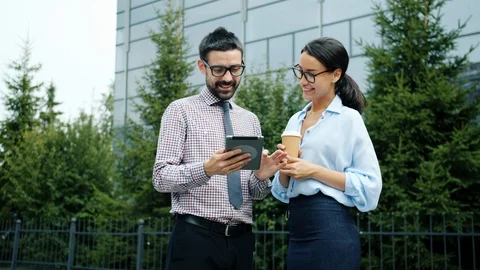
left=206, top=79, right=240, bottom=100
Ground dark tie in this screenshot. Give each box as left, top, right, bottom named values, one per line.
left=222, top=101, right=243, bottom=209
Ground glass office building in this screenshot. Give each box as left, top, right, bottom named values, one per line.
left=114, top=0, right=480, bottom=127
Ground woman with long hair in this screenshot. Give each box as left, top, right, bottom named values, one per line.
left=271, top=37, right=382, bottom=269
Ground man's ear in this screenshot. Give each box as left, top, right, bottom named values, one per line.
left=198, top=59, right=206, bottom=75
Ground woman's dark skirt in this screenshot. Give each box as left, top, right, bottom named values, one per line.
left=287, top=192, right=360, bottom=270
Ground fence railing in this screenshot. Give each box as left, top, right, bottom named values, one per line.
left=0, top=212, right=478, bottom=270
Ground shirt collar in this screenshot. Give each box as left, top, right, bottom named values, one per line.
left=200, top=86, right=235, bottom=109
left=298, top=94, right=343, bottom=119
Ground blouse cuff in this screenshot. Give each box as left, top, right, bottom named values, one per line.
left=271, top=178, right=289, bottom=203
left=343, top=172, right=359, bottom=197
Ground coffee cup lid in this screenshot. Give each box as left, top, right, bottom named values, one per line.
left=281, top=130, right=302, bottom=138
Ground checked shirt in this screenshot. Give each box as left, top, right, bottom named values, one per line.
left=153, top=86, right=271, bottom=225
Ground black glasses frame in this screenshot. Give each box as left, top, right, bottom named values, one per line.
left=292, top=64, right=332, bottom=83
left=202, top=59, right=246, bottom=77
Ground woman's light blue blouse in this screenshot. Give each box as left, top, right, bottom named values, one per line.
left=271, top=95, right=382, bottom=212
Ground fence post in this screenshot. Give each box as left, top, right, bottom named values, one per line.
left=137, top=219, right=145, bottom=270
left=10, top=219, right=22, bottom=270
left=67, top=218, right=77, bottom=270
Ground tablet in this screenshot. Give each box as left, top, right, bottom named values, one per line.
left=225, top=135, right=264, bottom=170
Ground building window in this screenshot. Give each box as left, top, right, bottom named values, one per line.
left=463, top=62, right=480, bottom=105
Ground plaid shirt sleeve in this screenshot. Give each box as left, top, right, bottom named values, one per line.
left=248, top=173, right=271, bottom=200
left=152, top=102, right=210, bottom=193
left=247, top=114, right=272, bottom=200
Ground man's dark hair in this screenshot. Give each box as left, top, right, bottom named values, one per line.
left=198, top=27, right=243, bottom=61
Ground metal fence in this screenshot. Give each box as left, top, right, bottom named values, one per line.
left=1, top=213, right=478, bottom=270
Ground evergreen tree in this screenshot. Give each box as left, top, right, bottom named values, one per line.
left=2, top=111, right=125, bottom=220
left=363, top=0, right=480, bottom=214
left=116, top=0, right=194, bottom=217
left=0, top=41, right=123, bottom=220
left=0, top=40, right=42, bottom=154
left=39, top=82, right=62, bottom=128
left=135, top=0, right=193, bottom=130
left=0, top=40, right=43, bottom=216
left=98, top=85, right=114, bottom=138
left=361, top=1, right=479, bottom=267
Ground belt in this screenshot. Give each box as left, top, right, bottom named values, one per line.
left=176, top=214, right=252, bottom=237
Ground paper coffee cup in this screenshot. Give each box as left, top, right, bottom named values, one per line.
left=281, top=131, right=302, bottom=159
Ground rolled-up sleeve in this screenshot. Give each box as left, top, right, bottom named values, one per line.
left=271, top=172, right=290, bottom=204
left=343, top=118, right=382, bottom=212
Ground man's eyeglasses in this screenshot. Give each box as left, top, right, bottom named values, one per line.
left=292, top=64, right=332, bottom=83
left=202, top=59, right=246, bottom=77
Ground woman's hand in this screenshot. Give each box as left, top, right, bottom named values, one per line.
left=276, top=143, right=303, bottom=160
left=280, top=157, right=315, bottom=180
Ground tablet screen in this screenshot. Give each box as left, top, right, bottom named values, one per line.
left=225, top=136, right=264, bottom=170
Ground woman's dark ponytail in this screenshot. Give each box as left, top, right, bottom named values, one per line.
left=335, top=73, right=366, bottom=113
left=302, top=37, right=367, bottom=114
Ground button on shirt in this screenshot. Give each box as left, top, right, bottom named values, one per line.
left=271, top=95, right=382, bottom=212
left=153, top=86, right=271, bottom=224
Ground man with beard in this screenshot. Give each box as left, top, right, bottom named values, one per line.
left=152, top=27, right=288, bottom=269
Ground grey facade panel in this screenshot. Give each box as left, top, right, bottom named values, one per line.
left=113, top=0, right=480, bottom=126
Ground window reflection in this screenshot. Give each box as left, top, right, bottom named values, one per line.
left=245, top=40, right=267, bottom=73
left=455, top=35, right=480, bottom=63
left=184, top=14, right=242, bottom=56
left=114, top=100, right=126, bottom=127
left=116, top=29, right=124, bottom=45
left=443, top=0, right=480, bottom=34
left=294, top=28, right=320, bottom=62
left=269, top=35, right=293, bottom=70
left=184, top=0, right=240, bottom=26
left=347, top=56, right=368, bottom=93
left=246, top=0, right=318, bottom=42
left=127, top=67, right=147, bottom=98
left=131, top=2, right=165, bottom=25
left=248, top=0, right=278, bottom=9
left=130, top=20, right=157, bottom=41
left=322, top=0, right=374, bottom=24
left=127, top=98, right=143, bottom=124
left=184, top=0, right=212, bottom=9
left=131, top=0, right=157, bottom=9
left=128, top=39, right=156, bottom=69
left=351, top=16, right=379, bottom=56
left=114, top=72, right=126, bottom=100
left=117, top=12, right=125, bottom=29
left=322, top=22, right=351, bottom=56
left=116, top=45, right=125, bottom=72
left=117, top=0, right=126, bottom=12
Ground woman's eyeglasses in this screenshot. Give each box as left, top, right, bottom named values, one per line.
left=292, top=64, right=332, bottom=83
